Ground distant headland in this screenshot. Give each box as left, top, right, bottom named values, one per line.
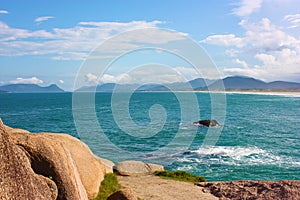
left=0, top=83, right=64, bottom=93
left=1, top=76, right=300, bottom=93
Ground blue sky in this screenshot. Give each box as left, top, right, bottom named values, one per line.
left=0, top=0, right=300, bottom=90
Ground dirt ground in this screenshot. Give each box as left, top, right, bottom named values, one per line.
left=117, top=175, right=218, bottom=200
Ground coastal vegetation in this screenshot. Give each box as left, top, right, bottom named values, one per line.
left=154, top=170, right=206, bottom=183
left=93, top=173, right=122, bottom=200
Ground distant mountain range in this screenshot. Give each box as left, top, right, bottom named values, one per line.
left=1, top=76, right=299, bottom=93
left=0, top=84, right=64, bottom=93
left=77, top=76, right=300, bottom=92
left=205, top=76, right=300, bottom=90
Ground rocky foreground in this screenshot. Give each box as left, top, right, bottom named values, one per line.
left=1, top=119, right=299, bottom=200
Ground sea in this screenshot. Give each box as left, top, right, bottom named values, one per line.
left=0, top=92, right=299, bottom=181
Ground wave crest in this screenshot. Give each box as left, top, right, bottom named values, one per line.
left=179, top=146, right=299, bottom=167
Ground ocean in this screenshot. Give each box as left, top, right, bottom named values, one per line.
left=0, top=92, right=299, bottom=181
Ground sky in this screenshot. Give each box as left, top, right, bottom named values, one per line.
left=0, top=0, right=300, bottom=90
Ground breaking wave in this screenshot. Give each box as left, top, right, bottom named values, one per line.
left=178, top=146, right=299, bottom=167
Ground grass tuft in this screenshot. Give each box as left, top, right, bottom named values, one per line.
left=93, top=173, right=122, bottom=200
left=154, top=170, right=206, bottom=183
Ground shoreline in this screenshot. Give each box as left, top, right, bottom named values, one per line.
left=2, top=90, right=300, bottom=97
left=197, top=90, right=300, bottom=97
left=136, top=90, right=300, bottom=97
left=1, top=120, right=300, bottom=200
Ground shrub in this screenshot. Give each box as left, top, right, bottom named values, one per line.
left=154, top=170, right=206, bottom=183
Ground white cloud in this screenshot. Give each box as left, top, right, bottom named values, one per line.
left=201, top=34, right=244, bottom=47
left=59, top=80, right=64, bottom=84
left=100, top=73, right=133, bottom=84
left=255, top=53, right=276, bottom=65
left=91, top=65, right=221, bottom=85
left=94, top=65, right=198, bottom=85
left=0, top=20, right=177, bottom=60
left=241, top=18, right=299, bottom=51
left=225, top=49, right=240, bottom=57
left=9, top=77, right=43, bottom=84
left=52, top=52, right=88, bottom=60
left=203, top=18, right=300, bottom=52
left=224, top=66, right=267, bottom=80
left=225, top=47, right=300, bottom=81
left=202, top=18, right=299, bottom=51
left=85, top=73, right=99, bottom=84
left=231, top=0, right=263, bottom=17
left=203, top=18, right=300, bottom=81
left=78, top=20, right=163, bottom=30
left=0, top=21, right=53, bottom=42
left=284, top=14, right=300, bottom=28
left=34, top=16, right=55, bottom=24
left=234, top=58, right=248, bottom=68
left=0, top=10, right=9, bottom=14
left=173, top=67, right=202, bottom=81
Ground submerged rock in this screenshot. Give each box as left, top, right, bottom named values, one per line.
left=114, top=160, right=164, bottom=176
left=1, top=119, right=106, bottom=200
left=193, top=120, right=220, bottom=127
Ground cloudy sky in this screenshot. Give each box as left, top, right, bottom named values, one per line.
left=0, top=0, right=300, bottom=90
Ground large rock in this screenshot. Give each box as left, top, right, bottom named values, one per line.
left=107, top=188, right=137, bottom=200
left=39, top=133, right=106, bottom=199
left=0, top=119, right=57, bottom=200
left=1, top=120, right=106, bottom=200
left=197, top=180, right=300, bottom=200
left=114, top=160, right=164, bottom=176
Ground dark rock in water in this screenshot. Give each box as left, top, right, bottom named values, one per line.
left=182, top=151, right=192, bottom=155
left=196, top=180, right=300, bottom=200
left=193, top=120, right=220, bottom=127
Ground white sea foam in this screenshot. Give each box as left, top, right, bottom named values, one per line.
left=224, top=91, right=300, bottom=98
left=191, top=146, right=266, bottom=159
left=177, top=146, right=299, bottom=167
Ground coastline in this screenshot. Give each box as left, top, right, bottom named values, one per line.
left=1, top=119, right=300, bottom=200
left=135, top=90, right=300, bottom=97
left=136, top=90, right=300, bottom=97
left=198, top=90, right=300, bottom=97
left=1, top=89, right=300, bottom=98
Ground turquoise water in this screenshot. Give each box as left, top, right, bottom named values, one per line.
left=0, top=92, right=299, bottom=181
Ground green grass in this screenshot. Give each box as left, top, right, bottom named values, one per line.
left=93, top=173, right=122, bottom=200
left=154, top=170, right=206, bottom=183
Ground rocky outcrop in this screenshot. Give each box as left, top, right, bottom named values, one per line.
left=193, top=120, right=220, bottom=127
left=197, top=180, right=300, bottom=200
left=108, top=188, right=137, bottom=200
left=0, top=119, right=57, bottom=200
left=1, top=120, right=106, bottom=200
left=114, top=160, right=164, bottom=176
left=40, top=133, right=106, bottom=199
